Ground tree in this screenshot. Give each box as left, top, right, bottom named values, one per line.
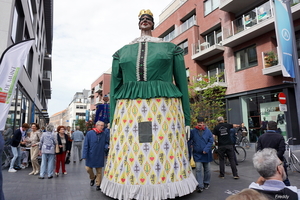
left=75, top=119, right=88, bottom=134
left=188, top=73, right=227, bottom=130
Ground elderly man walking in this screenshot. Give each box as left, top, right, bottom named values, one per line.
left=71, top=126, right=84, bottom=163
left=82, top=121, right=109, bottom=191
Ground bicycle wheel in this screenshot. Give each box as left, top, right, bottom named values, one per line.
left=235, top=146, right=246, bottom=163
left=290, top=153, right=300, bottom=173
left=241, top=138, right=250, bottom=149
left=212, top=147, right=219, bottom=165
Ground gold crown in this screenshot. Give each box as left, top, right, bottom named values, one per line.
left=138, top=9, right=153, bottom=17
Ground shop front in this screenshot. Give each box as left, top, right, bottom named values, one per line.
left=226, top=85, right=299, bottom=144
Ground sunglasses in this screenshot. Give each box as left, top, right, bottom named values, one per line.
left=140, top=17, right=152, bottom=21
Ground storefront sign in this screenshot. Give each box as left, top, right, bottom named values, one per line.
left=278, top=92, right=287, bottom=104
left=279, top=104, right=287, bottom=112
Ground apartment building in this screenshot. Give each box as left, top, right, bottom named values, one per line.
left=0, top=0, right=53, bottom=129
left=153, top=0, right=300, bottom=142
left=88, top=69, right=111, bottom=121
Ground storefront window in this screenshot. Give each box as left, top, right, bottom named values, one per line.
left=241, top=90, right=286, bottom=142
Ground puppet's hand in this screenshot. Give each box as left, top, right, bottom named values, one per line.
left=185, top=126, right=190, bottom=140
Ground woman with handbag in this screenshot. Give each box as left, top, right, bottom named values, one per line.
left=55, top=126, right=71, bottom=177
left=28, top=123, right=42, bottom=175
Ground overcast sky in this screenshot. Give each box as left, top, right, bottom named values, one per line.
left=48, top=0, right=172, bottom=116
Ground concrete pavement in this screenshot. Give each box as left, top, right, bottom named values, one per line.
left=2, top=145, right=300, bottom=200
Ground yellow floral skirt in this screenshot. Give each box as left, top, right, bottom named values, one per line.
left=101, top=98, right=197, bottom=200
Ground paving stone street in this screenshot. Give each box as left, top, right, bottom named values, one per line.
left=2, top=145, right=300, bottom=200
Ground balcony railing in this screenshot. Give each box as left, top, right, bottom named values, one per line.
left=163, top=15, right=197, bottom=42
left=192, top=30, right=223, bottom=54
left=94, top=85, right=102, bottom=93
left=43, top=70, right=51, bottom=80
left=88, top=90, right=94, bottom=98
left=222, top=1, right=273, bottom=39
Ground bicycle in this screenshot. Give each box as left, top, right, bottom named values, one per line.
left=285, top=137, right=300, bottom=173
left=236, top=131, right=250, bottom=149
left=212, top=144, right=246, bottom=165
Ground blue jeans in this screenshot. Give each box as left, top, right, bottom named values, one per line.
left=9, top=146, right=21, bottom=169
left=40, top=154, right=55, bottom=177
left=195, top=161, right=211, bottom=188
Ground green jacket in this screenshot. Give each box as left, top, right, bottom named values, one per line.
left=110, top=41, right=190, bottom=126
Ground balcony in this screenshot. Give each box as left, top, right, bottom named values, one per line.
left=219, top=0, right=258, bottom=14
left=222, top=1, right=275, bottom=48
left=262, top=48, right=282, bottom=76
left=88, top=90, right=94, bottom=98
left=163, top=15, right=197, bottom=42
left=192, top=30, right=224, bottom=61
left=95, top=84, right=103, bottom=94
left=195, top=69, right=227, bottom=91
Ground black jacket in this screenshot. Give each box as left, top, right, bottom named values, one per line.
left=11, top=129, right=22, bottom=147
left=56, top=133, right=71, bottom=154
left=257, top=130, right=285, bottom=161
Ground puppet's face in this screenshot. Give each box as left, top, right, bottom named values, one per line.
left=139, top=15, right=154, bottom=31
left=103, top=96, right=109, bottom=102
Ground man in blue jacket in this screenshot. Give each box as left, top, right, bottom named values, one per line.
left=82, top=121, right=109, bottom=191
left=188, top=117, right=214, bottom=193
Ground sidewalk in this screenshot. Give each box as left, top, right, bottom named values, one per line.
left=2, top=145, right=300, bottom=200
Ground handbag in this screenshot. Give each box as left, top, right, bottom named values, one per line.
left=65, top=152, right=70, bottom=164
left=55, top=144, right=60, bottom=154
left=190, top=157, right=196, bottom=169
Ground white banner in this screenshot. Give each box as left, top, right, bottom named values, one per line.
left=0, top=39, right=35, bottom=131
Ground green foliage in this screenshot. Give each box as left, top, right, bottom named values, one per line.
left=75, top=119, right=88, bottom=133
left=188, top=73, right=227, bottom=130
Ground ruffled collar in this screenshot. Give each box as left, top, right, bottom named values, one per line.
left=129, top=35, right=164, bottom=44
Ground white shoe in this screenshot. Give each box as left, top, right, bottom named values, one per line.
left=29, top=171, right=35, bottom=175
left=8, top=168, right=17, bottom=173
left=20, top=165, right=26, bottom=169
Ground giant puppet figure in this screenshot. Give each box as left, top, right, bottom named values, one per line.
left=100, top=9, right=197, bottom=199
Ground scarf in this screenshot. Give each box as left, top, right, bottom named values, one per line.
left=195, top=125, right=206, bottom=131
left=93, top=128, right=103, bottom=134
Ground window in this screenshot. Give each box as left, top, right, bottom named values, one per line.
left=207, top=61, right=225, bottom=81
left=178, top=40, right=188, bottom=55
left=11, top=5, right=24, bottom=43
left=296, top=30, right=300, bottom=59
left=24, top=48, right=34, bottom=79
left=204, top=28, right=222, bottom=46
left=204, top=0, right=220, bottom=16
left=235, top=45, right=258, bottom=70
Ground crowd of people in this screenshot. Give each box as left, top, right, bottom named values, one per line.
left=4, top=122, right=110, bottom=182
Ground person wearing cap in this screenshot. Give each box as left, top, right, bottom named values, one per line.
left=100, top=9, right=197, bottom=199
left=188, top=117, right=214, bottom=193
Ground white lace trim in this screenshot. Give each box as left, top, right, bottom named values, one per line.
left=129, top=36, right=164, bottom=44
left=100, top=173, right=198, bottom=200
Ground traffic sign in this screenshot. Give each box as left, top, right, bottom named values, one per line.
left=278, top=92, right=286, bottom=104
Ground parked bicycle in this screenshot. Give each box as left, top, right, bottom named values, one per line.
left=212, top=144, right=246, bottom=165
left=284, top=137, right=300, bottom=173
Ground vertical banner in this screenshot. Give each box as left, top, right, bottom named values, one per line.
left=85, top=110, right=89, bottom=122
left=0, top=39, right=35, bottom=130
left=274, top=0, right=295, bottom=78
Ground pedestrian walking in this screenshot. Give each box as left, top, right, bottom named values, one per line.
left=213, top=116, right=239, bottom=179
left=188, top=117, right=214, bottom=193
left=38, top=124, right=56, bottom=179
left=71, top=126, right=84, bottom=163
left=82, top=121, right=109, bottom=191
